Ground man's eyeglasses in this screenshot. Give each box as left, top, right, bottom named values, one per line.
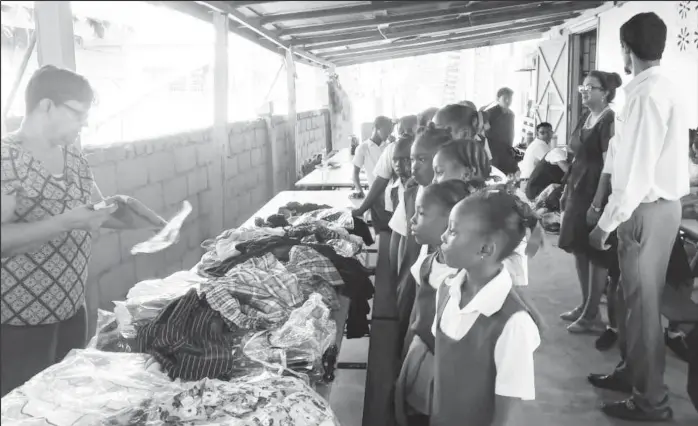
left=59, top=103, right=90, bottom=122
left=577, top=85, right=604, bottom=93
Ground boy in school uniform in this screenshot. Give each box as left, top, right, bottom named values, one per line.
left=353, top=116, right=394, bottom=231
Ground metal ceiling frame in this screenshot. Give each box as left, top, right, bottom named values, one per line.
left=160, top=1, right=609, bottom=68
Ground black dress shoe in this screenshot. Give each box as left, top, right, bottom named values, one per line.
left=595, top=328, right=618, bottom=351
left=588, top=373, right=633, bottom=393
left=601, top=398, right=673, bottom=422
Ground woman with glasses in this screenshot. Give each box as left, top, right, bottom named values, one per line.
left=558, top=70, right=622, bottom=334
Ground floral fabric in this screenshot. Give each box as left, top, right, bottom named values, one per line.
left=140, top=375, right=339, bottom=426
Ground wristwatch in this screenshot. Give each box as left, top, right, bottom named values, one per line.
left=590, top=204, right=602, bottom=213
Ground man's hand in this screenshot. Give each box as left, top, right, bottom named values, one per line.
left=589, top=225, right=611, bottom=251
left=586, top=206, right=602, bottom=227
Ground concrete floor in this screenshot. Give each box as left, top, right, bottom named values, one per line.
left=329, top=234, right=698, bottom=426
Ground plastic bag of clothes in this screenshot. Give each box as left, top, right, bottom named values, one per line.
left=107, top=372, right=340, bottom=425
left=87, top=310, right=133, bottom=353
left=1, top=349, right=180, bottom=426
left=114, top=270, right=206, bottom=338
left=291, top=208, right=355, bottom=230
left=242, top=294, right=337, bottom=383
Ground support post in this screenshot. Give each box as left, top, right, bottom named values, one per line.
left=34, top=1, right=76, bottom=70
left=286, top=47, right=299, bottom=184
left=212, top=11, right=228, bottom=234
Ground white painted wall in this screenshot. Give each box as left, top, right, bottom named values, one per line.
left=595, top=1, right=698, bottom=127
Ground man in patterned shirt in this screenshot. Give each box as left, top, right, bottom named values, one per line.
left=0, top=66, right=163, bottom=396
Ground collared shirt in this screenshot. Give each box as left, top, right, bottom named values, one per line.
left=1, top=135, right=94, bottom=325
left=432, top=269, right=540, bottom=400
left=385, top=177, right=404, bottom=213
left=519, top=139, right=551, bottom=179
left=373, top=141, right=396, bottom=181
left=411, top=245, right=457, bottom=289
left=353, top=139, right=386, bottom=185
left=598, top=67, right=690, bottom=233
left=389, top=185, right=423, bottom=237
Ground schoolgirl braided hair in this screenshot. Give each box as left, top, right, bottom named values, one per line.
left=422, top=179, right=487, bottom=212
left=437, top=139, right=492, bottom=179
left=415, top=122, right=453, bottom=149
left=465, top=184, right=540, bottom=260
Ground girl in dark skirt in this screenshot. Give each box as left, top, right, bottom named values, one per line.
left=394, top=180, right=481, bottom=426
left=558, top=70, right=622, bottom=334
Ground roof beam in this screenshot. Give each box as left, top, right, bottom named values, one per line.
left=230, top=1, right=280, bottom=7
left=151, top=2, right=276, bottom=51
left=292, top=1, right=602, bottom=46
left=278, top=1, right=543, bottom=37
left=334, top=31, right=544, bottom=67
left=322, top=20, right=561, bottom=59
left=258, top=1, right=444, bottom=25
left=200, top=1, right=334, bottom=68
left=309, top=12, right=574, bottom=52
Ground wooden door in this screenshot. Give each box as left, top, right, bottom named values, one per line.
left=535, top=37, right=569, bottom=146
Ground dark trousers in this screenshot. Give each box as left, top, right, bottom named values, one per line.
left=0, top=305, right=87, bottom=397
left=614, top=200, right=681, bottom=411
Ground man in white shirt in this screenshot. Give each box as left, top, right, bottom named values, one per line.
left=353, top=116, right=394, bottom=231
left=353, top=116, right=393, bottom=191
left=519, top=122, right=553, bottom=180
left=588, top=12, right=689, bottom=422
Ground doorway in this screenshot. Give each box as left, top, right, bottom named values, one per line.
left=568, top=28, right=598, bottom=132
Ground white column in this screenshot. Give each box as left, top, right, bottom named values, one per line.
left=212, top=11, right=228, bottom=233
left=286, top=47, right=298, bottom=183
left=34, top=1, right=76, bottom=70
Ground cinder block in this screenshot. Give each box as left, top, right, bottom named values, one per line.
left=251, top=148, right=262, bottom=167
left=196, top=145, right=215, bottom=166
left=187, top=170, right=202, bottom=196
left=174, top=146, right=198, bottom=173
left=91, top=163, right=118, bottom=197
left=133, top=183, right=165, bottom=215
left=116, top=157, right=149, bottom=192
left=90, top=231, right=121, bottom=277
left=134, top=251, right=164, bottom=282
left=98, top=261, right=137, bottom=310
left=237, top=151, right=252, bottom=173
left=225, top=156, right=239, bottom=178
left=164, top=233, right=189, bottom=265
left=148, top=152, right=176, bottom=182
left=163, top=175, right=188, bottom=206
left=198, top=189, right=214, bottom=215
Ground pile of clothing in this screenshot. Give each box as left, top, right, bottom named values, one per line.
left=1, top=350, right=340, bottom=426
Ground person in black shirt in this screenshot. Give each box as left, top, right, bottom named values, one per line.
left=485, top=87, right=519, bottom=176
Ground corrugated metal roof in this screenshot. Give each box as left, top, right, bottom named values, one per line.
left=158, top=1, right=608, bottom=68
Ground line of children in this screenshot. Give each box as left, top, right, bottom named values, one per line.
left=389, top=102, right=545, bottom=426
left=395, top=179, right=486, bottom=426
left=393, top=124, right=454, bottom=350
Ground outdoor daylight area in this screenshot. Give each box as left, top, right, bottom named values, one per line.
left=0, top=1, right=697, bottom=426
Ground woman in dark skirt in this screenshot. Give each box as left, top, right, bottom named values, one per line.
left=558, top=70, right=622, bottom=334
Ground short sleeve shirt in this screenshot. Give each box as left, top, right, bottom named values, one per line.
left=1, top=135, right=94, bottom=325
left=353, top=139, right=386, bottom=185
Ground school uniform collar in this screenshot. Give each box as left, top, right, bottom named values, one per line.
left=389, top=177, right=404, bottom=189
left=623, top=66, right=662, bottom=94
left=445, top=268, right=512, bottom=317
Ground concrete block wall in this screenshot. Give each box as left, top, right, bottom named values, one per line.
left=83, top=109, right=329, bottom=332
